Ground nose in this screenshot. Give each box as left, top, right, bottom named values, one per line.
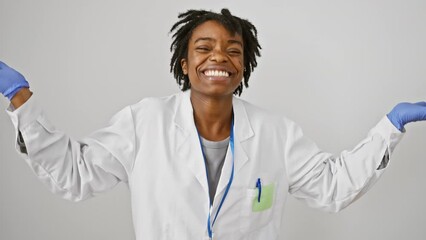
left=209, top=48, right=227, bottom=63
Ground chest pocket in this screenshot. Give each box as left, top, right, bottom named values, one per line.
left=239, top=178, right=276, bottom=233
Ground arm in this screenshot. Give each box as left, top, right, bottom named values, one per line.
left=11, top=88, right=33, bottom=108
left=2, top=61, right=135, bottom=202
left=285, top=101, right=425, bottom=213
left=284, top=116, right=403, bottom=213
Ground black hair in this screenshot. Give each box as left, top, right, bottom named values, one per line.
left=169, top=8, right=261, bottom=96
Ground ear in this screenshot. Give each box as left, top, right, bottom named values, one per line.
left=180, top=58, right=188, bottom=75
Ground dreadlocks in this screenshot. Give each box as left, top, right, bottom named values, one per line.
left=169, top=8, right=262, bottom=96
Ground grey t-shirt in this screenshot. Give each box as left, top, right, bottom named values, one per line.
left=200, top=136, right=229, bottom=205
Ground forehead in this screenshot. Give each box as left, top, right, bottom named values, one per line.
left=189, top=20, right=243, bottom=43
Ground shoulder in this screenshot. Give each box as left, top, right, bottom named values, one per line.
left=128, top=92, right=182, bottom=118
left=235, top=98, right=303, bottom=146
left=235, top=98, right=296, bottom=128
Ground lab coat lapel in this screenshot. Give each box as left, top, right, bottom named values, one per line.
left=232, top=97, right=254, bottom=172
left=173, top=92, right=255, bottom=208
left=174, top=91, right=210, bottom=197
left=213, top=97, right=254, bottom=207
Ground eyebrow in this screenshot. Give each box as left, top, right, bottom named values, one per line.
left=194, top=37, right=243, bottom=47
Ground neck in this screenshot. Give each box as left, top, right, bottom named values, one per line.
left=190, top=91, right=233, bottom=141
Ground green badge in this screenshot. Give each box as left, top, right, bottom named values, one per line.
left=252, top=183, right=274, bottom=212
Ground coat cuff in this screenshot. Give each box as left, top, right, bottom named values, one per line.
left=370, top=115, right=404, bottom=158
left=5, top=94, right=42, bottom=131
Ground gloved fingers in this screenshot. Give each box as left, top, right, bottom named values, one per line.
left=0, top=61, right=6, bottom=69
left=418, top=106, right=426, bottom=121
left=414, top=101, right=426, bottom=107
left=410, top=102, right=426, bottom=121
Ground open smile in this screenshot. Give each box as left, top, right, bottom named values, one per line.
left=203, top=69, right=231, bottom=77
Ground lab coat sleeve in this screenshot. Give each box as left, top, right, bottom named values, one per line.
left=284, top=116, right=403, bottom=212
left=6, top=95, right=135, bottom=202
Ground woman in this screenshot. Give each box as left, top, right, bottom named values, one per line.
left=1, top=9, right=425, bottom=240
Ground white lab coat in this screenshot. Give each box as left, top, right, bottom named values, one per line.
left=7, top=90, right=403, bottom=239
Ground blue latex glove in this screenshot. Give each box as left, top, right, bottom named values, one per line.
left=0, top=61, right=29, bottom=100
left=387, top=102, right=426, bottom=131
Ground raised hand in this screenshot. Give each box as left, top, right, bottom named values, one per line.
left=387, top=102, right=426, bottom=131
left=0, top=61, right=29, bottom=100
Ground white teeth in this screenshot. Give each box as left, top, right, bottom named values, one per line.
left=204, top=70, right=230, bottom=77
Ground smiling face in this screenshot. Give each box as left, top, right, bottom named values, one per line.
left=181, top=20, right=244, bottom=99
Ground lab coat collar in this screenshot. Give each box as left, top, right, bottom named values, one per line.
left=173, top=90, right=254, bottom=200
left=173, top=90, right=254, bottom=143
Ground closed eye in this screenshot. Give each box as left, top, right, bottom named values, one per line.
left=196, top=46, right=210, bottom=52
left=228, top=49, right=242, bottom=55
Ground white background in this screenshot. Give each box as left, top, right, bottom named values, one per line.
left=1, top=0, right=425, bottom=239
